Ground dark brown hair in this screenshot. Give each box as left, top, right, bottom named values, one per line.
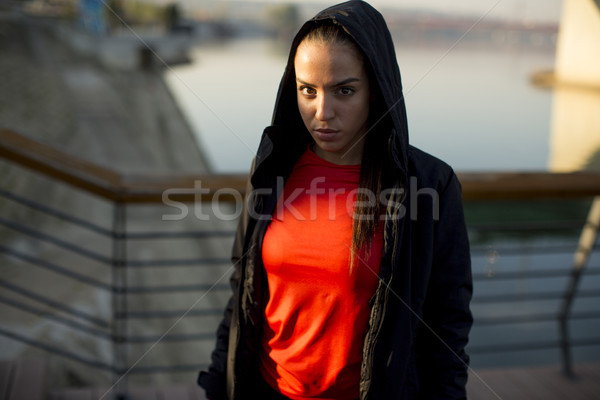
left=299, top=24, right=388, bottom=272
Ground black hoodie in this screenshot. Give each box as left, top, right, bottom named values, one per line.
left=252, top=0, right=408, bottom=191
left=199, top=2, right=472, bottom=399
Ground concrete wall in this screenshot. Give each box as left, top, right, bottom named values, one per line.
left=548, top=0, right=600, bottom=171
left=554, top=0, right=600, bottom=87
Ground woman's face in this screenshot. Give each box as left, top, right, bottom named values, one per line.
left=294, top=40, right=371, bottom=165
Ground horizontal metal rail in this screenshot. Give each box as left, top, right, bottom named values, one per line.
left=114, top=309, right=224, bottom=319
left=472, top=288, right=600, bottom=303
left=124, top=230, right=235, bottom=239
left=124, top=283, right=230, bottom=294
left=124, top=364, right=208, bottom=374
left=470, top=243, right=588, bottom=256
left=0, top=187, right=113, bottom=237
left=468, top=337, right=600, bottom=354
left=0, top=216, right=112, bottom=265
left=0, top=245, right=112, bottom=291
left=0, top=280, right=109, bottom=328
left=475, top=310, right=600, bottom=325
left=468, top=220, right=587, bottom=232
left=472, top=266, right=600, bottom=280
left=126, top=333, right=215, bottom=343
left=126, top=257, right=231, bottom=268
left=0, top=295, right=111, bottom=340
left=0, top=327, right=115, bottom=372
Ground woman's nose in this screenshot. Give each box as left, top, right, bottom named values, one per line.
left=315, top=94, right=334, bottom=121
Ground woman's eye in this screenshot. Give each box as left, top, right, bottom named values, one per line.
left=300, top=86, right=316, bottom=95
left=338, top=87, right=354, bottom=96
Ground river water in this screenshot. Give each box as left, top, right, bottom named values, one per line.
left=165, top=36, right=558, bottom=173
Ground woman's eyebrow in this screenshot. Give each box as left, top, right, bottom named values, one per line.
left=296, top=77, right=360, bottom=87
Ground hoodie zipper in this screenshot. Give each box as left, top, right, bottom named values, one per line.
left=360, top=187, right=405, bottom=400
left=361, top=273, right=392, bottom=400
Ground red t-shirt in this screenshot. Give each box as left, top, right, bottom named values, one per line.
left=259, top=148, right=383, bottom=400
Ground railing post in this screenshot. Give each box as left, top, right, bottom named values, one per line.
left=111, top=202, right=129, bottom=399
left=559, top=196, right=600, bottom=378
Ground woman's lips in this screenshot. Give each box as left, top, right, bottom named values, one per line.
left=314, top=128, right=339, bottom=140
left=316, top=128, right=337, bottom=133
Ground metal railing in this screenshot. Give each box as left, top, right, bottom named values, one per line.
left=465, top=198, right=600, bottom=374
left=1, top=128, right=599, bottom=394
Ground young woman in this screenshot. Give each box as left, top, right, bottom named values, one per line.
left=198, top=1, right=472, bottom=399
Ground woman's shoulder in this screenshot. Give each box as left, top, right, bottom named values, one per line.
left=406, top=145, right=458, bottom=191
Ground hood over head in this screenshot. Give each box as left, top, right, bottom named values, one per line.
left=255, top=0, right=409, bottom=185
